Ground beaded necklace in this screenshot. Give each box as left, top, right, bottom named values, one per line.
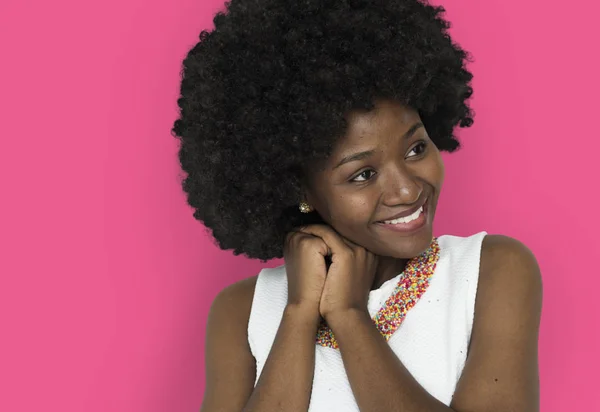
left=315, top=237, right=441, bottom=349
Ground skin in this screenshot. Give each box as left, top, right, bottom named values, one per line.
left=200, top=99, right=543, bottom=412
left=301, top=99, right=445, bottom=291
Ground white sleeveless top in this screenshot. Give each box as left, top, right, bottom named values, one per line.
left=247, top=231, right=487, bottom=410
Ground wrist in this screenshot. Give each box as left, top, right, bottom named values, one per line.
left=323, top=307, right=371, bottom=329
left=284, top=303, right=322, bottom=327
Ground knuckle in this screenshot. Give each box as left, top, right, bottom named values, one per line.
left=342, top=250, right=355, bottom=259
left=296, top=236, right=314, bottom=249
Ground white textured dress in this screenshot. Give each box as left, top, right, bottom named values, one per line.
left=247, top=231, right=487, bottom=411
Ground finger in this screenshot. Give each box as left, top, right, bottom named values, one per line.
left=336, top=234, right=376, bottom=257
left=287, top=229, right=331, bottom=256
left=296, top=224, right=350, bottom=257
left=312, top=225, right=361, bottom=251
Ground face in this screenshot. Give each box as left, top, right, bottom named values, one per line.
left=303, top=99, right=445, bottom=258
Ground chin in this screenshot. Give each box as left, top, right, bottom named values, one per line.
left=371, top=226, right=434, bottom=258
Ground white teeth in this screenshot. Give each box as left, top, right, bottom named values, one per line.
left=383, top=206, right=423, bottom=225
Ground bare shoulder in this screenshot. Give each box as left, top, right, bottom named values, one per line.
left=474, top=233, right=544, bottom=346
left=479, top=234, right=543, bottom=300
left=451, top=234, right=543, bottom=410
left=202, top=275, right=259, bottom=411
left=209, top=275, right=258, bottom=326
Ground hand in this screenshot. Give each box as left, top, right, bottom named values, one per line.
left=283, top=228, right=330, bottom=317
left=296, top=225, right=378, bottom=322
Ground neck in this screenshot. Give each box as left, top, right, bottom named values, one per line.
left=371, top=256, right=409, bottom=290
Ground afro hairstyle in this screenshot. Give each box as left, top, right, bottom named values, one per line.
left=171, top=0, right=475, bottom=261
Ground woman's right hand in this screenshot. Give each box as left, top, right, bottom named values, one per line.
left=283, top=227, right=330, bottom=315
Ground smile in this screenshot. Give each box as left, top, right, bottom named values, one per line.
left=375, top=203, right=428, bottom=233
left=382, top=206, right=423, bottom=224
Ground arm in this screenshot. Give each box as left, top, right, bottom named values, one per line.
left=200, top=276, right=321, bottom=412
left=243, top=304, right=320, bottom=412
left=200, top=276, right=257, bottom=412
left=450, top=234, right=542, bottom=411
left=326, top=234, right=543, bottom=412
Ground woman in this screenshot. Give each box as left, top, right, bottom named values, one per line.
left=172, top=0, right=542, bottom=410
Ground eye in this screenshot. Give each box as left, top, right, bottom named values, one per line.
left=406, top=141, right=428, bottom=158
left=351, top=169, right=376, bottom=183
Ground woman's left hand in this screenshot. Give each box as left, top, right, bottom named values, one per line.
left=296, top=224, right=378, bottom=322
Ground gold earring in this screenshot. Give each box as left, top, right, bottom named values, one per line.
left=299, top=202, right=313, bottom=213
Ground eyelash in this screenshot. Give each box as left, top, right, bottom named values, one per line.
left=350, top=141, right=428, bottom=183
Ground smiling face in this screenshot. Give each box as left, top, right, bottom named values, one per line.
left=302, top=99, right=445, bottom=259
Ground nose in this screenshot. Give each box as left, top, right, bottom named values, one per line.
left=380, top=164, right=422, bottom=207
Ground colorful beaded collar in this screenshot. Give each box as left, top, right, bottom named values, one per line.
left=315, top=236, right=441, bottom=349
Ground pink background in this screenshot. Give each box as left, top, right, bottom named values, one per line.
left=1, top=0, right=598, bottom=410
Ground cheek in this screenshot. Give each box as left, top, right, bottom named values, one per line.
left=329, top=193, right=375, bottom=225
left=426, top=149, right=445, bottom=187
left=434, top=161, right=444, bottom=186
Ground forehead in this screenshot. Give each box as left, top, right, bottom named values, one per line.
left=338, top=99, right=421, bottom=147
left=307, top=100, right=422, bottom=174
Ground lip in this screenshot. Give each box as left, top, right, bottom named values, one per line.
left=374, top=202, right=428, bottom=233
left=376, top=197, right=429, bottom=223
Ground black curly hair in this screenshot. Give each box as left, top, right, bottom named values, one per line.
left=171, top=0, right=474, bottom=261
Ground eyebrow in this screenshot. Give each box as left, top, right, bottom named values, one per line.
left=333, top=122, right=424, bottom=170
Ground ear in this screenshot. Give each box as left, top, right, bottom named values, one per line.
left=298, top=164, right=320, bottom=209
left=299, top=182, right=315, bottom=207
left=298, top=178, right=309, bottom=203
